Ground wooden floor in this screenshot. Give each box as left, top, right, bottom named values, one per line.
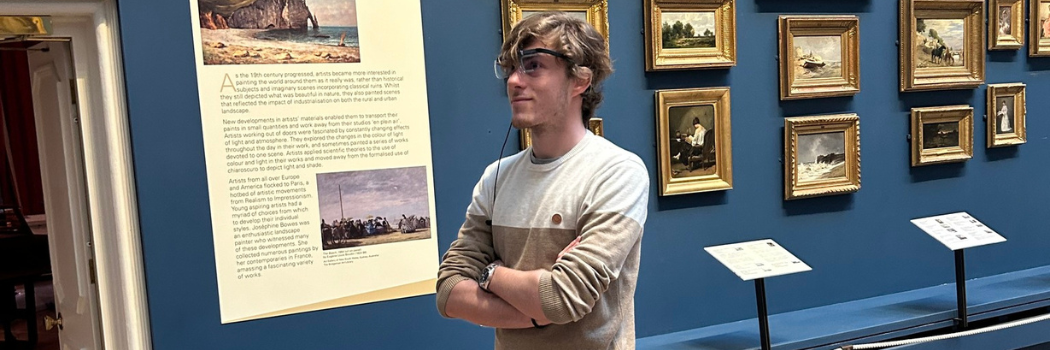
left=2, top=280, right=58, bottom=350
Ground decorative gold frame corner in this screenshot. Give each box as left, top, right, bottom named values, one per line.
left=910, top=105, right=974, bottom=166
left=1031, top=0, right=1050, bottom=56
left=986, top=83, right=1027, bottom=147
left=784, top=114, right=861, bottom=200
left=644, top=0, right=736, bottom=71
left=501, top=0, right=609, bottom=48
left=900, top=0, right=985, bottom=92
left=778, top=15, right=861, bottom=100
left=519, top=118, right=604, bottom=150
left=989, top=0, right=1024, bottom=50
left=655, top=87, right=733, bottom=196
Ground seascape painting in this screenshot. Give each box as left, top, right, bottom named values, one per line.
left=914, top=19, right=965, bottom=68
left=661, top=12, right=717, bottom=49
left=198, top=0, right=361, bottom=65
left=796, top=132, right=846, bottom=182
left=922, top=122, right=960, bottom=149
left=792, top=35, right=842, bottom=80
left=667, top=105, right=716, bottom=178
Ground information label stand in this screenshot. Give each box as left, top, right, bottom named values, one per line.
left=911, top=212, right=1006, bottom=329
left=706, top=239, right=812, bottom=350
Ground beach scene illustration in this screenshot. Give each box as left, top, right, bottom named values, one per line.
left=197, top=0, right=360, bottom=65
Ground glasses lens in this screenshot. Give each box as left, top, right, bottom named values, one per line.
left=519, top=54, right=541, bottom=75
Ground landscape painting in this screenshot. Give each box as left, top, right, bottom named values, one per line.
left=922, top=122, right=960, bottom=149
left=793, top=35, right=842, bottom=80
left=197, top=0, right=361, bottom=65
left=661, top=12, right=717, bottom=49
left=667, top=105, right=716, bottom=178
left=796, top=132, right=846, bottom=182
left=914, top=19, right=965, bottom=68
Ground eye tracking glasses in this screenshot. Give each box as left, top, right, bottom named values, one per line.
left=494, top=48, right=575, bottom=80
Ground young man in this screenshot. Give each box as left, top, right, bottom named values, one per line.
left=435, top=12, right=649, bottom=350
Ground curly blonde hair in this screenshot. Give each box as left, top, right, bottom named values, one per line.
left=498, top=12, right=613, bottom=123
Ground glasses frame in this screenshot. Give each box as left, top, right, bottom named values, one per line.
left=494, top=48, right=574, bottom=79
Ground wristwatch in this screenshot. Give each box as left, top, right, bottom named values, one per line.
left=477, top=262, right=501, bottom=292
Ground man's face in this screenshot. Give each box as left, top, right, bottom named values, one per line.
left=506, top=41, right=577, bottom=130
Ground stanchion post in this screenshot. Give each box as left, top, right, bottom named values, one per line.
left=755, top=278, right=771, bottom=350
left=954, top=249, right=968, bottom=329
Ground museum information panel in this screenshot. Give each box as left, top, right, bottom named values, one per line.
left=911, top=212, right=1006, bottom=250
left=705, top=239, right=812, bottom=281
left=188, top=0, right=437, bottom=323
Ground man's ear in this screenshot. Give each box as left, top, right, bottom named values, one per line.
left=570, top=69, right=592, bottom=97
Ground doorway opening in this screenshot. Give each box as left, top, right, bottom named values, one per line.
left=0, top=37, right=102, bottom=350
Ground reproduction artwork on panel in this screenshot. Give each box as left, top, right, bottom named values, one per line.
left=900, top=0, right=985, bottom=91
left=1031, top=0, right=1050, bottom=56
left=778, top=16, right=860, bottom=100
left=644, top=0, right=736, bottom=70
left=317, top=167, right=431, bottom=250
left=656, top=87, right=732, bottom=196
left=501, top=0, right=609, bottom=46
left=986, top=83, right=1027, bottom=147
left=197, top=0, right=361, bottom=64
left=519, top=118, right=604, bottom=150
left=784, top=114, right=860, bottom=200
left=989, top=0, right=1024, bottom=50
left=910, top=105, right=973, bottom=166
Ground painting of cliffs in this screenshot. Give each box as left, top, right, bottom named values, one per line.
left=197, top=0, right=360, bottom=65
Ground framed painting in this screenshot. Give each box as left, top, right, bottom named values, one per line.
left=1032, top=0, right=1050, bottom=56
left=500, top=0, right=609, bottom=46
left=900, top=0, right=985, bottom=92
left=910, top=105, right=973, bottom=166
left=989, top=0, right=1024, bottom=50
left=519, top=118, right=604, bottom=150
left=778, top=15, right=860, bottom=100
left=784, top=114, right=861, bottom=200
left=986, top=83, right=1026, bottom=147
left=644, top=0, right=736, bottom=70
left=655, top=87, right=732, bottom=196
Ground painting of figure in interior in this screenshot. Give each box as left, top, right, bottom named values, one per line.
left=667, top=105, right=716, bottom=178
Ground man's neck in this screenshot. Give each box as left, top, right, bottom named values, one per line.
left=530, top=119, right=587, bottom=159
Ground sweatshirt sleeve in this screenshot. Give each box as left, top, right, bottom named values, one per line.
left=435, top=165, right=498, bottom=318
left=538, top=157, right=649, bottom=324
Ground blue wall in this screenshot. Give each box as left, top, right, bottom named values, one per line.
left=119, top=0, right=1050, bottom=349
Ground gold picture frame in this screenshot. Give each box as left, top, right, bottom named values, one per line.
left=910, top=105, right=973, bottom=166
left=1032, top=0, right=1050, bottom=56
left=989, top=0, right=1024, bottom=50
left=655, top=87, right=732, bottom=196
left=986, top=83, right=1026, bottom=147
left=519, top=118, right=605, bottom=150
left=500, top=0, right=609, bottom=47
left=784, top=114, right=861, bottom=200
left=899, top=0, right=985, bottom=92
left=778, top=15, right=860, bottom=100
left=644, top=0, right=736, bottom=70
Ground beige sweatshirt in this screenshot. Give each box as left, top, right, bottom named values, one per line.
left=436, top=133, right=649, bottom=350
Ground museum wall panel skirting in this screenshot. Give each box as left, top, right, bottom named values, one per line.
left=117, top=0, right=1049, bottom=349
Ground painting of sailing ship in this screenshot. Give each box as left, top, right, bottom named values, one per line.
left=796, top=132, right=846, bottom=182
left=197, top=0, right=361, bottom=65
left=793, top=36, right=842, bottom=80
left=316, top=166, right=431, bottom=250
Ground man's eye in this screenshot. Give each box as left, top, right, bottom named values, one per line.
left=522, top=58, right=541, bottom=71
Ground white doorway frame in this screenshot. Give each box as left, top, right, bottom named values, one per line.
left=1, top=1, right=151, bottom=350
